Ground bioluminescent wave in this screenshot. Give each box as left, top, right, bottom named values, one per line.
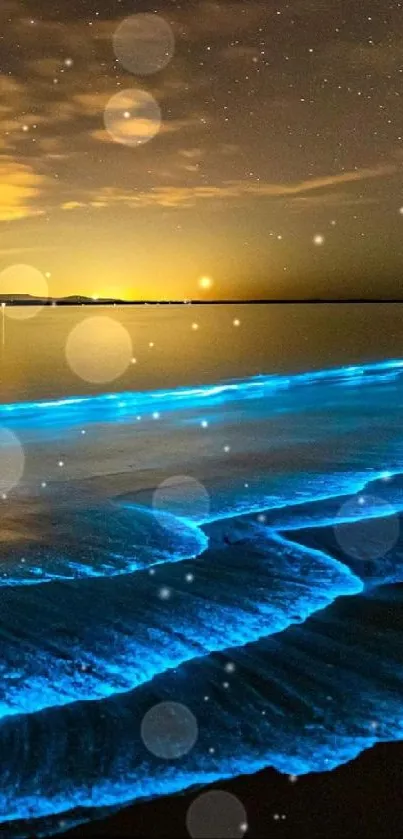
left=2, top=360, right=403, bottom=835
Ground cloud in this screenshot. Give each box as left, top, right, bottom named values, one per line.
left=57, top=163, right=396, bottom=212
left=0, top=158, right=47, bottom=221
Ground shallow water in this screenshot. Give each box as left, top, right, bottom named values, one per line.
left=2, top=302, right=403, bottom=402
left=2, top=308, right=403, bottom=836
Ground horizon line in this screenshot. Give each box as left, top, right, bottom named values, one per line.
left=1, top=296, right=403, bottom=305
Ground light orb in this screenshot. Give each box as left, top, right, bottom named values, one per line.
left=198, top=276, right=213, bottom=290
left=65, top=316, right=133, bottom=383
left=104, top=89, right=161, bottom=147
left=152, top=475, right=210, bottom=521
left=186, top=791, right=248, bottom=839
left=0, top=427, right=25, bottom=494
left=140, top=701, right=198, bottom=759
left=113, top=14, right=175, bottom=76
left=0, top=264, right=48, bottom=319
left=334, top=494, right=399, bottom=562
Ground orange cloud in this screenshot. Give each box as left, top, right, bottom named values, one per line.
left=59, top=163, right=395, bottom=211
left=0, top=158, right=46, bottom=221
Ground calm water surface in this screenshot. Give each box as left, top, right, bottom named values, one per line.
left=1, top=303, right=403, bottom=403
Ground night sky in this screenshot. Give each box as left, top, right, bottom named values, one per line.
left=1, top=0, right=403, bottom=300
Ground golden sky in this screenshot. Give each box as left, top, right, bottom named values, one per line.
left=1, top=0, right=403, bottom=300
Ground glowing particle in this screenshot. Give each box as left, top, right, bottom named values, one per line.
left=313, top=234, right=325, bottom=245
left=199, top=276, right=213, bottom=290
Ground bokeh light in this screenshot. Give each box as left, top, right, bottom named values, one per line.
left=140, top=701, right=198, bottom=759
left=186, top=791, right=248, bottom=838
left=198, top=277, right=213, bottom=290
left=334, top=494, right=399, bottom=562
left=152, top=475, right=210, bottom=521
left=65, top=316, right=133, bottom=382
left=113, top=14, right=175, bottom=76
left=0, top=264, right=48, bottom=319
left=0, top=427, right=25, bottom=494
left=104, top=89, right=161, bottom=147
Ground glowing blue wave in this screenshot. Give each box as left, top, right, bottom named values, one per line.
left=3, top=359, right=403, bottom=835
left=1, top=356, right=403, bottom=427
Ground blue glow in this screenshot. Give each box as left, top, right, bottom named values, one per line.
left=1, top=357, right=403, bottom=427
left=3, top=360, right=403, bottom=835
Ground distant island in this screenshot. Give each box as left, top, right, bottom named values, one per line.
left=0, top=295, right=402, bottom=306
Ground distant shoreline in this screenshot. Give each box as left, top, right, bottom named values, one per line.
left=1, top=298, right=403, bottom=306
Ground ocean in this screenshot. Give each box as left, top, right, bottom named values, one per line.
left=1, top=303, right=403, bottom=838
